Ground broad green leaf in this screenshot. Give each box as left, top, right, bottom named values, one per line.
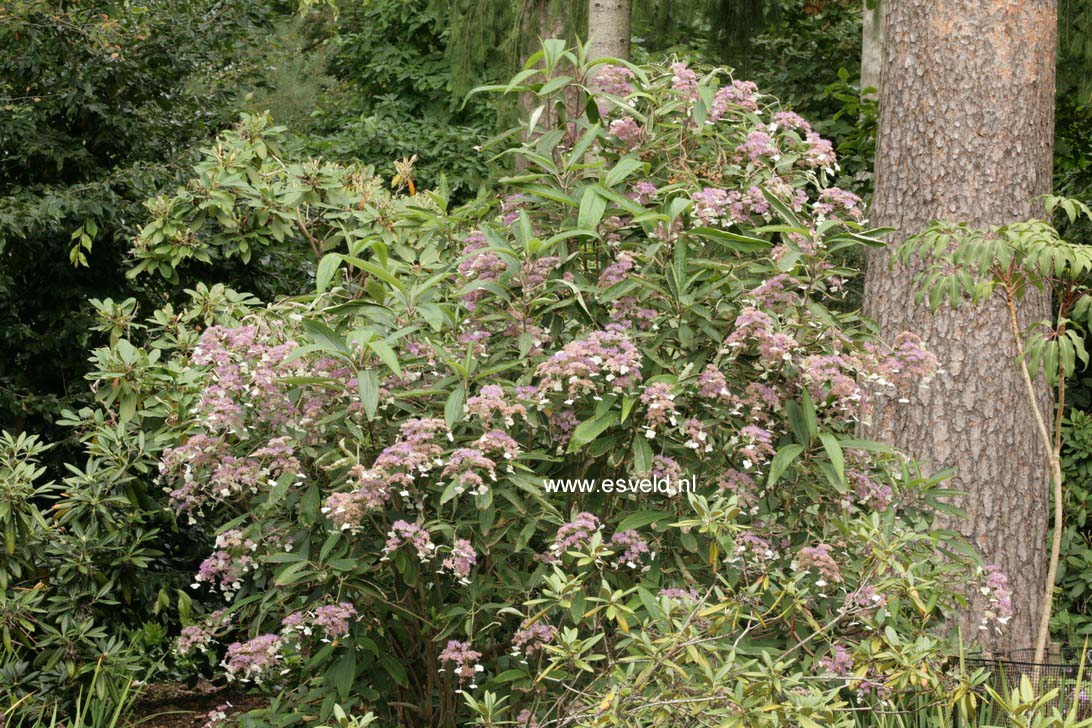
left=577, top=186, right=607, bottom=232
left=316, top=252, right=341, bottom=293
left=368, top=340, right=401, bottom=376
left=689, top=227, right=771, bottom=252
left=767, top=444, right=805, bottom=486
left=604, top=156, right=645, bottom=188
left=445, top=384, right=466, bottom=430
left=568, top=411, right=619, bottom=452
left=358, top=369, right=379, bottom=420
left=819, top=432, right=845, bottom=482
left=632, top=437, right=653, bottom=475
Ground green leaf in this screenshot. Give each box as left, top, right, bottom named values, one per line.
left=302, top=319, right=349, bottom=355
left=445, top=384, right=466, bottom=430
left=368, top=340, right=401, bottom=376
left=358, top=369, right=379, bottom=420
left=604, top=156, right=645, bottom=188
left=767, top=444, right=805, bottom=486
left=689, top=227, right=771, bottom=252
left=819, top=433, right=845, bottom=482
left=316, top=252, right=341, bottom=293
left=341, top=256, right=408, bottom=295
left=568, top=411, right=619, bottom=452
left=331, top=649, right=356, bottom=700
left=381, top=654, right=409, bottom=687
left=274, top=560, right=310, bottom=587
left=632, top=437, right=653, bottom=475
left=493, top=668, right=530, bottom=683
left=577, top=186, right=607, bottom=232
left=617, top=510, right=670, bottom=532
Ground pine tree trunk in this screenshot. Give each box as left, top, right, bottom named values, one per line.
left=860, top=0, right=883, bottom=97
left=862, top=0, right=1057, bottom=649
left=587, top=0, right=631, bottom=60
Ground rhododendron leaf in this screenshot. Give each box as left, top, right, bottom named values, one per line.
left=458, top=279, right=512, bottom=303
left=515, top=520, right=538, bottom=552
left=265, top=551, right=306, bottom=564
left=818, top=462, right=847, bottom=494
left=118, top=394, right=137, bottom=423
left=543, top=228, right=596, bottom=246
left=585, top=94, right=601, bottom=124
left=589, top=436, right=620, bottom=458
left=343, top=257, right=409, bottom=298
left=565, top=124, right=601, bottom=168
left=527, top=104, right=546, bottom=136
left=594, top=184, right=651, bottom=217
left=595, top=394, right=619, bottom=419
left=768, top=444, right=805, bottom=486
left=600, top=279, right=640, bottom=303
left=1060, top=336, right=1077, bottom=379
left=1044, top=340, right=1060, bottom=384
left=785, top=398, right=814, bottom=446
left=756, top=224, right=810, bottom=236
left=439, top=481, right=460, bottom=505
left=1069, top=329, right=1089, bottom=368
left=552, top=277, right=593, bottom=318
left=671, top=238, right=689, bottom=296
left=176, top=589, right=191, bottom=624
left=327, top=650, right=353, bottom=707
left=570, top=592, right=586, bottom=622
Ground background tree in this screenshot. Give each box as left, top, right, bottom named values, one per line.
left=588, top=0, right=632, bottom=59
left=862, top=0, right=1059, bottom=647
left=0, top=0, right=291, bottom=457
left=859, top=0, right=882, bottom=95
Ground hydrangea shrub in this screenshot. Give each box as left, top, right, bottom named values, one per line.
left=61, top=43, right=1014, bottom=725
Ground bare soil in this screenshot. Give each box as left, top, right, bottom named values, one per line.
left=128, top=683, right=264, bottom=727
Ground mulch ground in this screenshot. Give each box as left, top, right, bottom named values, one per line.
left=128, top=683, right=265, bottom=727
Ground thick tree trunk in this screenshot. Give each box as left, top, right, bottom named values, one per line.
left=862, top=0, right=1057, bottom=649
left=587, top=0, right=631, bottom=60
left=860, top=0, right=883, bottom=97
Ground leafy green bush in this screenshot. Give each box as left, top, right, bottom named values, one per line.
left=0, top=285, right=261, bottom=716
left=0, top=0, right=299, bottom=456
left=60, top=44, right=1012, bottom=726
left=301, top=0, right=496, bottom=199
left=1055, top=410, right=1092, bottom=642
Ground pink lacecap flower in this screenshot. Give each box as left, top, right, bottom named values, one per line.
left=551, top=512, right=601, bottom=555
left=512, top=619, right=557, bottom=656
left=438, top=639, right=484, bottom=684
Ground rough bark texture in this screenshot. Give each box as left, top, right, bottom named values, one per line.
left=863, top=0, right=1057, bottom=649
left=860, top=0, right=884, bottom=97
left=587, top=0, right=631, bottom=60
